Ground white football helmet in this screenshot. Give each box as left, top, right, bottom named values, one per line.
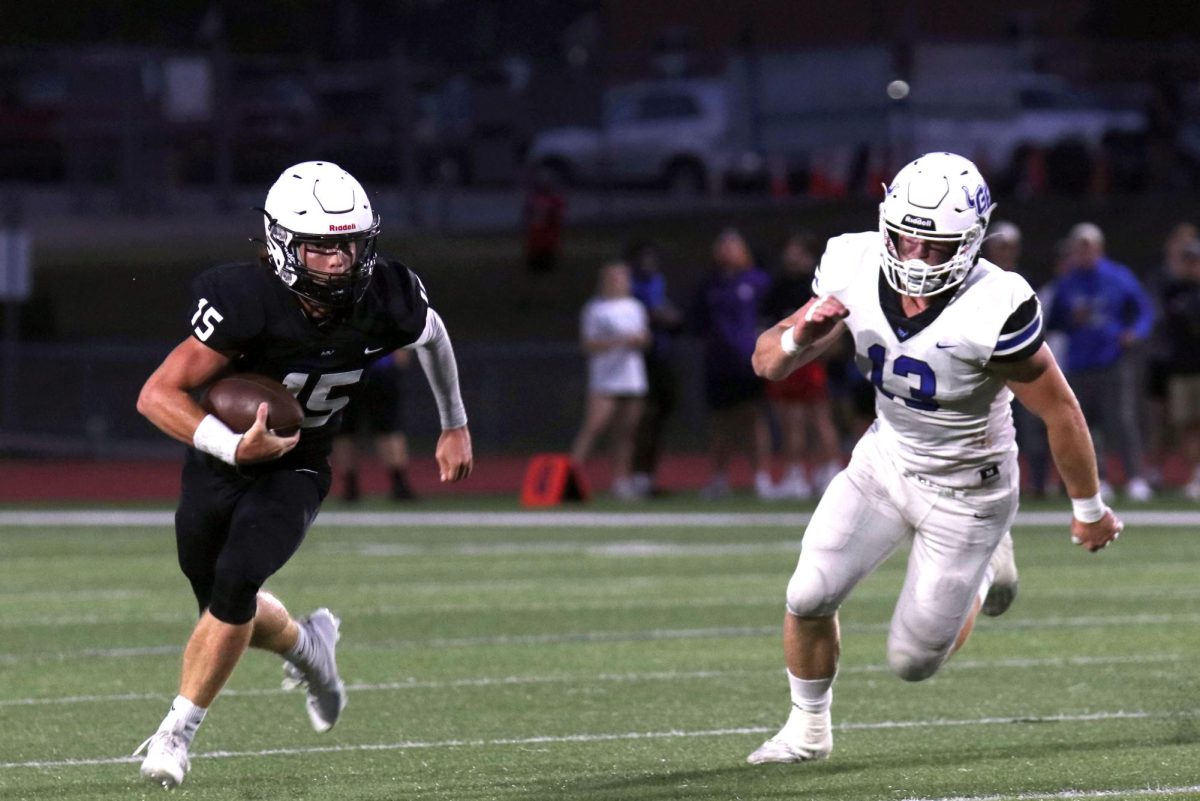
left=261, top=161, right=381, bottom=308
left=879, top=152, right=995, bottom=297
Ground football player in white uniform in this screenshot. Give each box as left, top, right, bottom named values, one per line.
left=746, top=152, right=1123, bottom=765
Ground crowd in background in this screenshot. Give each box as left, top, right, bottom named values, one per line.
left=568, top=217, right=1200, bottom=502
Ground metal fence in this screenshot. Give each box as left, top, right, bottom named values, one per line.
left=0, top=339, right=712, bottom=459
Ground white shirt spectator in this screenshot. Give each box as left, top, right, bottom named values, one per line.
left=580, top=296, right=648, bottom=395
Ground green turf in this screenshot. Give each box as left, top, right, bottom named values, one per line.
left=1, top=507, right=1198, bottom=800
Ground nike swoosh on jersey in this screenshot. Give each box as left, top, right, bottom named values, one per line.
left=364, top=346, right=384, bottom=354
left=936, top=342, right=955, bottom=349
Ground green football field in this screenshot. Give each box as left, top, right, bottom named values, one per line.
left=1, top=503, right=1198, bottom=801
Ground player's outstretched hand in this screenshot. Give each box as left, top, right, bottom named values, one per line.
left=791, top=295, right=850, bottom=347
left=1070, top=508, right=1123, bottom=552
left=235, top=402, right=301, bottom=464
left=436, top=425, right=473, bottom=482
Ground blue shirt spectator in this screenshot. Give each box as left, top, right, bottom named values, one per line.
left=624, top=240, right=684, bottom=497
left=1045, top=222, right=1155, bottom=501
left=1046, top=225, right=1155, bottom=371
left=626, top=240, right=686, bottom=358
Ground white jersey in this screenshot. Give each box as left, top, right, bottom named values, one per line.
left=580, top=296, right=649, bottom=395
left=815, top=232, right=1043, bottom=486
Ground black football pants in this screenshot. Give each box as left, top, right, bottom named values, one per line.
left=174, top=450, right=330, bottom=624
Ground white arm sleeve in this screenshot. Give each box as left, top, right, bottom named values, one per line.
left=410, top=308, right=469, bottom=429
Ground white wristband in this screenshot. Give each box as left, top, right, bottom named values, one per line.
left=780, top=325, right=802, bottom=356
left=1070, top=493, right=1107, bottom=524
left=193, top=414, right=244, bottom=466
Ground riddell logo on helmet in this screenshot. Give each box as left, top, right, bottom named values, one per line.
left=329, top=223, right=357, bottom=232
left=901, top=214, right=935, bottom=230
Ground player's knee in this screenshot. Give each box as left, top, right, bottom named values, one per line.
left=183, top=574, right=213, bottom=618
left=256, top=589, right=287, bottom=618
left=888, top=574, right=975, bottom=681
left=786, top=566, right=839, bottom=617
left=207, top=571, right=263, bottom=625
left=887, top=644, right=944, bottom=682
left=887, top=616, right=959, bottom=681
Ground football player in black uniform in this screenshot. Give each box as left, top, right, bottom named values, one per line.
left=134, top=161, right=473, bottom=788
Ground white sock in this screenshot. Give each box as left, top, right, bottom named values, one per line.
left=285, top=621, right=312, bottom=668
left=160, top=694, right=206, bottom=746
left=787, top=669, right=835, bottom=713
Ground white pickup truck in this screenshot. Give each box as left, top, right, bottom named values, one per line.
left=906, top=75, right=1148, bottom=169
left=526, top=79, right=765, bottom=194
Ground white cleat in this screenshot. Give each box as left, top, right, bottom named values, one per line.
left=1126, top=477, right=1154, bottom=503
left=746, top=707, right=833, bottom=764
left=282, top=608, right=347, bottom=733
left=754, top=472, right=779, bottom=501
left=982, top=531, right=1019, bottom=617
left=134, top=730, right=190, bottom=789
left=774, top=471, right=813, bottom=501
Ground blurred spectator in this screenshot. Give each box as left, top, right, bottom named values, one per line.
left=522, top=167, right=566, bottom=274
left=1143, top=222, right=1200, bottom=480
left=1160, top=240, right=1200, bottom=498
left=983, top=220, right=1022, bottom=271
left=1046, top=222, right=1156, bottom=501
left=570, top=261, right=650, bottom=500
left=761, top=231, right=841, bottom=499
left=986, top=221, right=1045, bottom=496
left=333, top=350, right=417, bottom=502
left=1153, top=222, right=1200, bottom=286
left=690, top=228, right=774, bottom=499
left=625, top=240, right=683, bottom=498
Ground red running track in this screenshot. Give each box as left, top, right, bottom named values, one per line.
left=0, top=453, right=734, bottom=502
left=0, top=453, right=1185, bottom=503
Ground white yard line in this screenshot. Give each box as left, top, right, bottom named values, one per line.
left=2, top=708, right=1195, bottom=771
left=12, top=588, right=1197, bottom=630
left=3, top=509, right=1200, bottom=528
left=0, top=654, right=1181, bottom=708
left=0, top=594, right=784, bottom=628
left=0, top=510, right=813, bottom=528
left=5, top=584, right=1200, bottom=629
left=4, top=614, right=1198, bottom=664
left=318, top=540, right=802, bottom=557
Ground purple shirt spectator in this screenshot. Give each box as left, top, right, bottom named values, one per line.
left=692, top=265, right=773, bottom=380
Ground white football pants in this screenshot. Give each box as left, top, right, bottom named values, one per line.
left=786, top=427, right=1019, bottom=681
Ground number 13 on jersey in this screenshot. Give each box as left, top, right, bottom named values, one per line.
left=866, top=344, right=939, bottom=411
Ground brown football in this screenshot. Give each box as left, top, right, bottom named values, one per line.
left=200, top=373, right=304, bottom=436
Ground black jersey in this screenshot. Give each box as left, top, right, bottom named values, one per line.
left=188, top=258, right=430, bottom=467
